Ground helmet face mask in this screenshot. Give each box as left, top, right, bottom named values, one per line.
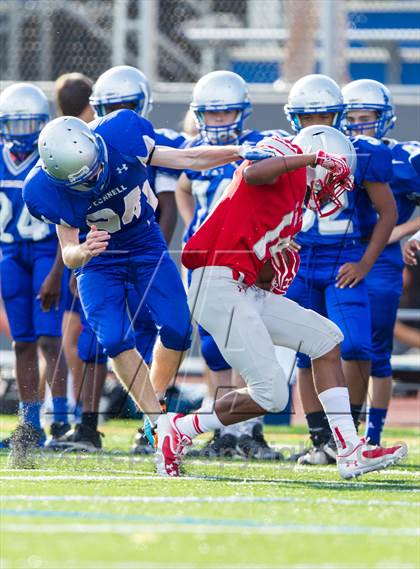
left=39, top=117, right=110, bottom=197
left=294, top=125, right=356, bottom=217
left=90, top=65, right=152, bottom=119
left=0, top=83, right=49, bottom=153
left=285, top=74, right=344, bottom=133
left=341, top=79, right=396, bottom=139
left=306, top=167, right=353, bottom=217
left=190, top=71, right=252, bottom=145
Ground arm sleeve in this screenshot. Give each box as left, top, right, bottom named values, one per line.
left=23, top=166, right=74, bottom=227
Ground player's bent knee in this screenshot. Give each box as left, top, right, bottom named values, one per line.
left=248, top=376, right=289, bottom=413
left=160, top=323, right=192, bottom=352
left=308, top=320, right=344, bottom=360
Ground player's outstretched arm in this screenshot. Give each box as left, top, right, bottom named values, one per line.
left=56, top=224, right=110, bottom=269
left=243, top=153, right=317, bottom=185
left=150, top=144, right=270, bottom=171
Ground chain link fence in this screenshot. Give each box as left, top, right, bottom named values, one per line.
left=0, top=0, right=418, bottom=86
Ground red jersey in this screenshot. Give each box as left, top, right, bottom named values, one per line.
left=182, top=136, right=307, bottom=292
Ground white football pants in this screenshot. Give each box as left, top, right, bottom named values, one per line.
left=188, top=267, right=344, bottom=413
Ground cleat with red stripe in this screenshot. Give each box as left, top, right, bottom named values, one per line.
left=337, top=438, right=408, bottom=480
left=155, top=413, right=192, bottom=477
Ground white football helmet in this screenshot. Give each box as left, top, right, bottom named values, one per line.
left=38, top=116, right=109, bottom=196
left=0, top=83, right=49, bottom=152
left=90, top=65, right=152, bottom=118
left=341, top=79, right=396, bottom=138
left=190, top=70, right=252, bottom=145
left=294, top=125, right=356, bottom=216
left=284, top=74, right=344, bottom=133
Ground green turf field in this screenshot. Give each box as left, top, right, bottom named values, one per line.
left=1, top=415, right=419, bottom=569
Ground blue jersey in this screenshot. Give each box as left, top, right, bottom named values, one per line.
left=363, top=139, right=420, bottom=270
left=184, top=129, right=285, bottom=241
left=298, top=135, right=393, bottom=246
left=0, top=145, right=55, bottom=244
left=148, top=128, right=188, bottom=195
left=388, top=139, right=420, bottom=224
left=23, top=109, right=161, bottom=253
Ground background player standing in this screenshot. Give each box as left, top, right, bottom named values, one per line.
left=342, top=79, right=420, bottom=445
left=0, top=83, right=69, bottom=462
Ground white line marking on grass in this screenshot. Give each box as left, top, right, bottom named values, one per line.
left=2, top=495, right=418, bottom=508
left=1, top=474, right=419, bottom=492
left=2, top=521, right=419, bottom=537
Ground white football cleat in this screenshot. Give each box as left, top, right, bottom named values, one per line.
left=155, top=413, right=192, bottom=477
left=337, top=438, right=408, bottom=480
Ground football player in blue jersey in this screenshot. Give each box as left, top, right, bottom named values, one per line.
left=342, top=79, right=420, bottom=445
left=283, top=74, right=397, bottom=465
left=176, top=70, right=286, bottom=459
left=67, top=65, right=191, bottom=453
left=23, top=109, right=270, bottom=446
left=0, top=83, right=70, bottom=461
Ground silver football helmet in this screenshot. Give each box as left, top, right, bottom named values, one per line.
left=341, top=79, right=396, bottom=138
left=38, top=116, right=109, bottom=196
left=90, top=65, right=152, bottom=118
left=294, top=125, right=356, bottom=216
left=0, top=83, right=49, bottom=152
left=284, top=74, right=344, bottom=133
left=190, top=70, right=252, bottom=145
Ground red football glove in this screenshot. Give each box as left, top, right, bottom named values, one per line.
left=315, top=150, right=350, bottom=178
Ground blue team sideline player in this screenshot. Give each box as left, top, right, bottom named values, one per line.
left=342, top=79, right=420, bottom=445
left=0, top=83, right=70, bottom=461
left=176, top=70, right=284, bottom=460
left=283, top=74, right=397, bottom=465
left=23, top=108, right=270, bottom=447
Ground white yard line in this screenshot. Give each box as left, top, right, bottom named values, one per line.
left=1, top=473, right=419, bottom=491
left=1, top=494, right=418, bottom=508
left=1, top=521, right=418, bottom=537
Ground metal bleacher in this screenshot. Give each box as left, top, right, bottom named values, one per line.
left=184, top=1, right=420, bottom=85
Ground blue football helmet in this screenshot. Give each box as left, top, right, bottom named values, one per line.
left=0, top=83, right=49, bottom=153
left=284, top=74, right=344, bottom=133
left=90, top=65, right=152, bottom=118
left=38, top=116, right=110, bottom=197
left=190, top=71, right=252, bottom=145
left=341, top=79, right=396, bottom=138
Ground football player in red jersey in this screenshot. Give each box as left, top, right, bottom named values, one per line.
left=155, top=128, right=407, bottom=479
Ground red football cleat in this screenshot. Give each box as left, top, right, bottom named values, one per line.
left=155, top=413, right=192, bottom=477
left=337, top=438, right=408, bottom=479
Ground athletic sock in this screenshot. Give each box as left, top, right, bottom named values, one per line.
left=350, top=403, right=363, bottom=431
left=81, top=412, right=98, bottom=431
left=20, top=401, right=42, bottom=430
left=305, top=411, right=331, bottom=446
left=365, top=407, right=388, bottom=446
left=52, top=397, right=68, bottom=424
left=175, top=410, right=224, bottom=439
left=318, top=387, right=360, bottom=454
